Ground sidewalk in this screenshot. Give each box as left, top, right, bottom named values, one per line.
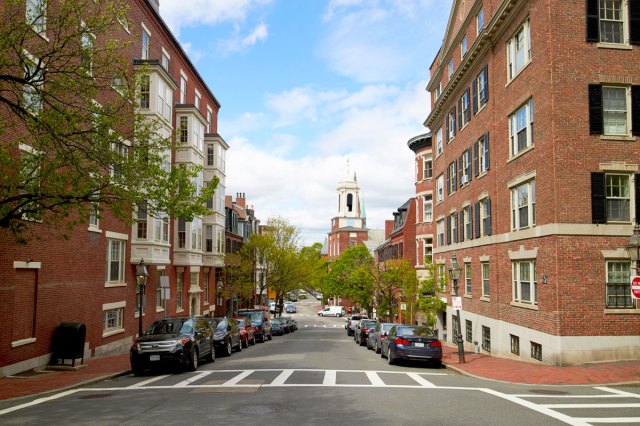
left=1, top=345, right=639, bottom=402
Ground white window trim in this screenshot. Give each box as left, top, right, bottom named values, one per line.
left=506, top=18, right=531, bottom=83
left=511, top=259, right=538, bottom=307
left=602, top=85, right=631, bottom=137
left=509, top=99, right=534, bottom=158
left=596, top=0, right=629, bottom=47
left=510, top=179, right=536, bottom=231
left=102, top=301, right=126, bottom=337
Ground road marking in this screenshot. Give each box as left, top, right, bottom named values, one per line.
left=323, top=370, right=336, bottom=385
left=365, top=371, right=385, bottom=386
left=0, top=389, right=79, bottom=416
left=174, top=371, right=214, bottom=387
left=128, top=374, right=170, bottom=388
left=223, top=370, right=255, bottom=386
left=407, top=372, right=436, bottom=388
left=270, top=369, right=294, bottom=386
left=576, top=417, right=640, bottom=423
left=542, top=403, right=640, bottom=409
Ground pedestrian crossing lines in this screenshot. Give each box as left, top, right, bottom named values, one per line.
left=121, top=369, right=449, bottom=390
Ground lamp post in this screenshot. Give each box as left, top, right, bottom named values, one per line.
left=135, top=258, right=149, bottom=337
left=448, top=251, right=465, bottom=364
left=217, top=281, right=224, bottom=315
left=626, top=222, right=640, bottom=273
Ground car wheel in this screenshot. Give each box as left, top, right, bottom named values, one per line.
left=225, top=339, right=233, bottom=356
left=268, top=332, right=272, bottom=341
left=375, top=341, right=381, bottom=354
left=387, top=347, right=395, bottom=365
left=131, top=363, right=145, bottom=376
left=206, top=344, right=215, bottom=363
left=251, top=335, right=256, bottom=345
left=242, top=336, right=248, bottom=348
left=380, top=343, right=385, bottom=358
left=187, top=347, right=199, bottom=371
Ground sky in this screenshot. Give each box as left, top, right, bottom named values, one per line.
left=158, top=0, right=453, bottom=247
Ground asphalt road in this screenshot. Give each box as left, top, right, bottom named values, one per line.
left=2, top=298, right=639, bottom=425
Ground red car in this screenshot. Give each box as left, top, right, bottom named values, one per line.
left=233, top=317, right=256, bottom=348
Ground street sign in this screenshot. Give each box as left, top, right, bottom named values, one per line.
left=631, top=276, right=640, bottom=300
left=452, top=297, right=462, bottom=310
left=400, top=303, right=407, bottom=310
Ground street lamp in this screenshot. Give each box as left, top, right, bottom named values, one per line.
left=217, top=280, right=224, bottom=314
left=448, top=251, right=465, bottom=364
left=136, top=258, right=149, bottom=337
left=626, top=222, right=640, bottom=273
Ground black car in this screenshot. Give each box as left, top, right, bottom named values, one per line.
left=354, top=320, right=377, bottom=346
left=271, top=318, right=286, bottom=336
left=238, top=309, right=272, bottom=342
left=130, top=316, right=215, bottom=375
left=381, top=325, right=442, bottom=366
left=208, top=317, right=242, bottom=356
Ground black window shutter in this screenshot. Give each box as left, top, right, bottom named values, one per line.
left=591, top=172, right=606, bottom=224
left=446, top=216, right=451, bottom=245
left=474, top=202, right=481, bottom=238
left=482, top=64, right=489, bottom=103
left=630, top=1, right=640, bottom=45
left=465, top=88, right=471, bottom=123
left=472, top=77, right=478, bottom=114
left=486, top=198, right=492, bottom=236
left=469, top=205, right=474, bottom=240
left=484, top=132, right=490, bottom=170
left=466, top=149, right=472, bottom=180
left=588, top=84, right=603, bottom=135
left=458, top=156, right=463, bottom=187
left=586, top=0, right=599, bottom=42
left=473, top=140, right=479, bottom=176
left=445, top=111, right=449, bottom=141
left=457, top=98, right=462, bottom=130
left=459, top=211, right=464, bottom=242
left=452, top=106, right=456, bottom=135
left=632, top=85, right=640, bottom=136
left=635, top=174, right=640, bottom=223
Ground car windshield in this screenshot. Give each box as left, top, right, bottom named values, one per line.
left=240, top=312, right=263, bottom=323
left=235, top=319, right=245, bottom=327
left=362, top=321, right=376, bottom=328
left=215, top=320, right=227, bottom=332
left=382, top=324, right=395, bottom=332
left=146, top=318, right=192, bottom=335
left=397, top=326, right=435, bottom=337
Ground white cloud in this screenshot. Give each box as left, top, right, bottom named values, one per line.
left=218, top=23, right=269, bottom=54
left=159, top=0, right=271, bottom=36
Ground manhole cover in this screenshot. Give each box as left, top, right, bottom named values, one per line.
left=238, top=405, right=276, bottom=415
left=528, top=389, right=568, bottom=395
left=78, top=393, right=113, bottom=400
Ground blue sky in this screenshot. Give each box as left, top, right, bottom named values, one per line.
left=159, top=0, right=453, bottom=246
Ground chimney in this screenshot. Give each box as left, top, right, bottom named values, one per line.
left=385, top=220, right=394, bottom=239
left=148, top=0, right=160, bottom=13
left=236, top=192, right=246, bottom=209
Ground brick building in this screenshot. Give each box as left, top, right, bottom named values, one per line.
left=425, top=0, right=640, bottom=365
left=0, top=0, right=229, bottom=376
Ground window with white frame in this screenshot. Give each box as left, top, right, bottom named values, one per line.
left=511, top=180, right=536, bottom=230
left=195, top=91, right=201, bottom=109
left=26, top=0, right=46, bottom=34
left=161, top=50, right=169, bottom=70
left=512, top=260, right=537, bottom=304
left=598, top=0, right=626, bottom=44
left=106, top=239, right=125, bottom=283
left=191, top=217, right=202, bottom=250
left=463, top=205, right=472, bottom=240
left=206, top=143, right=215, bottom=166
left=138, top=74, right=150, bottom=108
left=460, top=148, right=471, bottom=186
left=447, top=108, right=456, bottom=142
left=177, top=218, right=186, bottom=248
left=424, top=195, right=433, bottom=222
left=180, top=75, right=187, bottom=104
left=435, top=128, right=443, bottom=156
left=436, top=175, right=444, bottom=203
left=23, top=52, right=43, bottom=114
left=448, top=162, right=457, bottom=194
left=141, top=27, right=150, bottom=60
left=204, top=270, right=209, bottom=304
left=205, top=224, right=214, bottom=252
left=153, top=213, right=168, bottom=243
left=136, top=202, right=147, bottom=239
left=194, top=120, right=204, bottom=151
left=176, top=271, right=183, bottom=310
left=606, top=261, right=635, bottom=308
left=507, top=18, right=531, bottom=80
left=423, top=156, right=432, bottom=180
left=110, top=142, right=128, bottom=181
left=475, top=133, right=490, bottom=175
left=436, top=219, right=445, bottom=247
left=476, top=196, right=492, bottom=237
left=179, top=116, right=188, bottom=144
left=448, top=58, right=454, bottom=79
left=459, top=88, right=471, bottom=129
left=450, top=212, right=457, bottom=244
left=19, top=143, right=42, bottom=221
left=602, top=86, right=629, bottom=135
left=473, top=65, right=488, bottom=113
left=89, top=195, right=99, bottom=229
left=434, top=82, right=441, bottom=101
left=605, top=174, right=631, bottom=221
left=103, top=305, right=124, bottom=333
left=465, top=263, right=471, bottom=294
left=206, top=108, right=212, bottom=133
left=509, top=99, right=534, bottom=157
left=191, top=272, right=199, bottom=293
left=423, top=238, right=433, bottom=264
left=156, top=270, right=163, bottom=308
left=477, top=8, right=485, bottom=34
left=482, top=262, right=490, bottom=297
left=461, top=35, right=468, bottom=58
left=80, top=26, right=95, bottom=75
left=157, top=78, right=172, bottom=121
left=217, top=228, right=225, bottom=253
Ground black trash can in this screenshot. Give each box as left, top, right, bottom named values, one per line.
left=51, top=322, right=86, bottom=366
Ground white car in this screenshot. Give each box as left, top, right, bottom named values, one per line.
left=317, top=306, right=344, bottom=317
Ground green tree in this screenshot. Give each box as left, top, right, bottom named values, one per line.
left=415, top=262, right=447, bottom=327
left=323, top=245, right=375, bottom=314
left=376, top=259, right=418, bottom=323
left=0, top=0, right=216, bottom=242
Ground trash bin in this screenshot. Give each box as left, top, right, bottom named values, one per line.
left=51, top=322, right=86, bottom=366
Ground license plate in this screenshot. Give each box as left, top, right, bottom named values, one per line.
left=150, top=354, right=160, bottom=361
left=414, top=342, right=424, bottom=347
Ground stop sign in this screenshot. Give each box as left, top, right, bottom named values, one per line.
left=631, top=276, right=640, bottom=300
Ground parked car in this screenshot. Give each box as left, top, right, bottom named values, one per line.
left=238, top=308, right=272, bottom=342
left=354, top=319, right=377, bottom=346
left=208, top=317, right=242, bottom=356
left=271, top=318, right=286, bottom=336
left=380, top=325, right=442, bottom=366
left=269, top=301, right=277, bottom=314
left=345, top=315, right=368, bottom=336
left=130, top=316, right=215, bottom=375
left=280, top=316, right=296, bottom=332
left=367, top=322, right=396, bottom=353
left=284, top=302, right=296, bottom=313
left=317, top=306, right=344, bottom=317
left=233, top=317, right=256, bottom=348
